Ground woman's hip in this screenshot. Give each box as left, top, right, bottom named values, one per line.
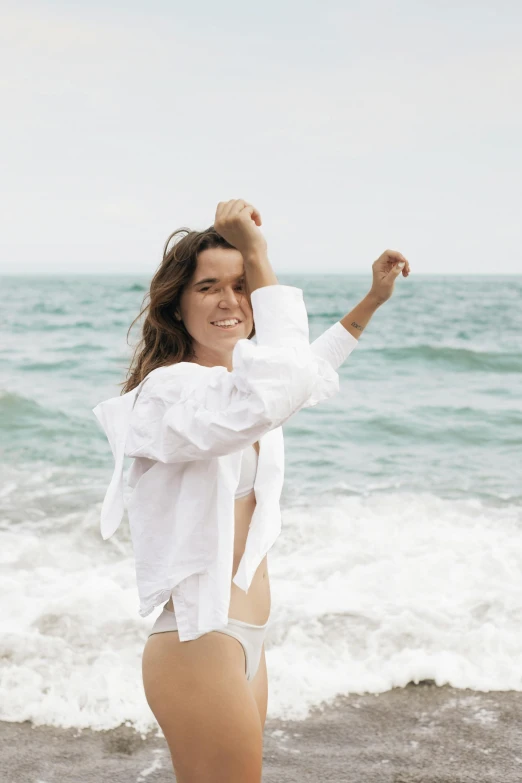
left=148, top=605, right=269, bottom=682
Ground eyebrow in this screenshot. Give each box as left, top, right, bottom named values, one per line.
left=193, top=275, right=245, bottom=288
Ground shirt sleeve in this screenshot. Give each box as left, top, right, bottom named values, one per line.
left=294, top=321, right=360, bottom=409
left=125, top=285, right=343, bottom=463
left=310, top=321, right=359, bottom=371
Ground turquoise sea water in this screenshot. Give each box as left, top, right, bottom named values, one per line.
left=1, top=273, right=521, bottom=731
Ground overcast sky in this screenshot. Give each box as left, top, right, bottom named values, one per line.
left=1, top=0, right=520, bottom=275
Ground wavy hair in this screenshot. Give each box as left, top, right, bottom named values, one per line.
left=120, top=226, right=255, bottom=394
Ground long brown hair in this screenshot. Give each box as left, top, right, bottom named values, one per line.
left=120, top=226, right=255, bottom=394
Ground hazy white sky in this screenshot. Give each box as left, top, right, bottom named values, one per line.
left=1, top=1, right=520, bottom=275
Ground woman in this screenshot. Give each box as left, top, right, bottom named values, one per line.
left=93, top=198, right=410, bottom=782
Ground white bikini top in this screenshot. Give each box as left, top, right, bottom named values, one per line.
left=235, top=444, right=259, bottom=499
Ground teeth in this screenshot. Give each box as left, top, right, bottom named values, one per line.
left=212, top=319, right=240, bottom=327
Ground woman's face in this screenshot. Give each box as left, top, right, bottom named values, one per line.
left=178, top=246, right=254, bottom=368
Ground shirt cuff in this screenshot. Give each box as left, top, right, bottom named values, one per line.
left=310, top=320, right=359, bottom=371
left=332, top=320, right=359, bottom=351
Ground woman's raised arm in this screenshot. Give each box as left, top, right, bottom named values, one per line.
left=125, top=284, right=339, bottom=463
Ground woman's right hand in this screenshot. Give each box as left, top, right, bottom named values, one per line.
left=214, top=199, right=267, bottom=258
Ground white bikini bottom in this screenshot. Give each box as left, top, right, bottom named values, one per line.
left=149, top=605, right=269, bottom=682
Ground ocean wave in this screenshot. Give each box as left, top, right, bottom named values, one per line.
left=0, top=390, right=104, bottom=466
left=0, top=389, right=80, bottom=427
left=9, top=320, right=96, bottom=333
left=371, top=344, right=522, bottom=373
left=55, top=343, right=104, bottom=353
left=0, top=390, right=53, bottom=417
left=33, top=303, right=69, bottom=315
left=19, top=359, right=82, bottom=371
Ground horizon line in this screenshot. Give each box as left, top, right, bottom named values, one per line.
left=1, top=271, right=520, bottom=278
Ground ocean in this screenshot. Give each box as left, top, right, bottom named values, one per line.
left=1, top=273, right=521, bottom=734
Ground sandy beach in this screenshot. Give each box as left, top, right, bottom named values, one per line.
left=1, top=683, right=521, bottom=782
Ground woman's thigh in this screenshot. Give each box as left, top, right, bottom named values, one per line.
left=142, top=630, right=264, bottom=783
left=248, top=644, right=268, bottom=730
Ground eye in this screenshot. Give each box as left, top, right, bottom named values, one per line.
left=199, top=282, right=244, bottom=293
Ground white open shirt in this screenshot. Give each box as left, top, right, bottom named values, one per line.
left=92, top=284, right=359, bottom=641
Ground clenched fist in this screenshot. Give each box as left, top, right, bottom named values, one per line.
left=213, top=199, right=267, bottom=258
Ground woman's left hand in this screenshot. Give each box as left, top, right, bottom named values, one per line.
left=369, top=249, right=411, bottom=305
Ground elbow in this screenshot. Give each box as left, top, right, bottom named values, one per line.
left=285, top=352, right=341, bottom=413
left=297, top=361, right=320, bottom=406
left=259, top=350, right=319, bottom=424
left=282, top=347, right=323, bottom=411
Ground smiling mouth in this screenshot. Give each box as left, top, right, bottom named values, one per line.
left=210, top=320, right=242, bottom=330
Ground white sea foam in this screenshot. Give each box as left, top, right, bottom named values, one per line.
left=1, top=484, right=521, bottom=731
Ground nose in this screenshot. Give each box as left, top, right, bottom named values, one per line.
left=218, top=286, right=242, bottom=309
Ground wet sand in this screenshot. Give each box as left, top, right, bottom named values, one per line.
left=1, top=683, right=521, bottom=782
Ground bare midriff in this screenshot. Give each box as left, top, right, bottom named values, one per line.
left=165, top=441, right=271, bottom=626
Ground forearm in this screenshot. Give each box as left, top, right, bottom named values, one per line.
left=243, top=248, right=278, bottom=292
left=339, top=292, right=382, bottom=340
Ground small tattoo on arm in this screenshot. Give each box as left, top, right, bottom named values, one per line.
left=351, top=321, right=363, bottom=331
